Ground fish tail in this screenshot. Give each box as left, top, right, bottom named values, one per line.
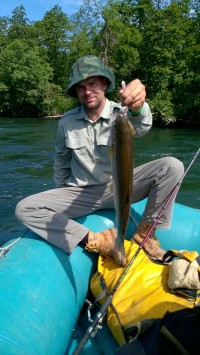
left=112, top=241, right=126, bottom=266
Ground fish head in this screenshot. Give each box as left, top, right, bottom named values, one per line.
left=111, top=110, right=136, bottom=138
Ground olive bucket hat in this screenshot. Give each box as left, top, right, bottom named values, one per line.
left=67, top=55, right=115, bottom=97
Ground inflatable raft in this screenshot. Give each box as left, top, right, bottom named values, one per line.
left=0, top=199, right=200, bottom=354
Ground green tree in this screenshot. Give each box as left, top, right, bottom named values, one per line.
left=104, top=0, right=199, bottom=124
left=0, top=0, right=198, bottom=122
left=135, top=0, right=193, bottom=122
left=69, top=0, right=141, bottom=93
left=35, top=5, right=71, bottom=87
left=98, top=0, right=141, bottom=87
left=172, top=0, right=200, bottom=121
left=0, top=40, right=54, bottom=116
left=67, top=0, right=100, bottom=66
left=0, top=16, right=9, bottom=49
left=8, top=5, right=31, bottom=40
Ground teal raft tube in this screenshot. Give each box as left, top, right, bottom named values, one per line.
left=0, top=200, right=200, bottom=355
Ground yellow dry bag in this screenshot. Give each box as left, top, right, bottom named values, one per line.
left=90, top=240, right=199, bottom=345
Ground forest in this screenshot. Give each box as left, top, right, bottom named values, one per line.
left=0, top=0, right=199, bottom=124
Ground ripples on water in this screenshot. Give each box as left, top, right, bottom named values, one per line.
left=0, top=118, right=199, bottom=246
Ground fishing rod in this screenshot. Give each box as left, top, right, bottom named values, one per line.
left=72, top=147, right=200, bottom=355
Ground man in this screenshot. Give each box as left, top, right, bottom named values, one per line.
left=15, top=55, right=184, bottom=266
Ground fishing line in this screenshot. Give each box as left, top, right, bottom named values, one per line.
left=73, top=147, right=200, bottom=355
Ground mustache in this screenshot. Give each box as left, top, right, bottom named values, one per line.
left=83, top=94, right=95, bottom=100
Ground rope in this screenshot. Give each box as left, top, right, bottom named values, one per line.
left=0, top=229, right=29, bottom=257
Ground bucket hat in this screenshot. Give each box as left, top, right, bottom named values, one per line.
left=67, top=55, right=115, bottom=97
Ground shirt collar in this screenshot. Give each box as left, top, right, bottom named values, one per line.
left=78, top=99, right=111, bottom=121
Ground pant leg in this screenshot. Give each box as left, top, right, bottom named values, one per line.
left=92, top=156, right=184, bottom=229
left=15, top=156, right=184, bottom=254
left=15, top=184, right=111, bottom=254
left=131, top=157, right=184, bottom=228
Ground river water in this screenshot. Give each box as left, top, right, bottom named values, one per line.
left=0, top=117, right=199, bottom=246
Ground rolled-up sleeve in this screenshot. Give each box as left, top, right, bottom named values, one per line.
left=53, top=119, right=72, bottom=187
left=128, top=102, right=152, bottom=137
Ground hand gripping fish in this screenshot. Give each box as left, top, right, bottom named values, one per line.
left=110, top=107, right=135, bottom=266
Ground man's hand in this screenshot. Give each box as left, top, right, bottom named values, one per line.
left=120, top=79, right=146, bottom=113
left=86, top=227, right=126, bottom=266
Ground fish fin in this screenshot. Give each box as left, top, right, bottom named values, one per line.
left=127, top=120, right=136, bottom=136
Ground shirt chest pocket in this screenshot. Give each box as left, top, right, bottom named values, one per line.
left=65, top=133, right=86, bottom=148
left=96, top=136, right=112, bottom=158
left=65, top=134, right=87, bottom=159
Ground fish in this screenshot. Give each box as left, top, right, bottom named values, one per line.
left=110, top=109, right=135, bottom=266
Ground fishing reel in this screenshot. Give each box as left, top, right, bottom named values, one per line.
left=84, top=298, right=107, bottom=337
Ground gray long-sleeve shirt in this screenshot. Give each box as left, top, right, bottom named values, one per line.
left=54, top=99, right=152, bottom=187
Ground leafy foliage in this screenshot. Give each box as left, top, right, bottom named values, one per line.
left=0, top=0, right=199, bottom=124
left=0, top=39, right=53, bottom=116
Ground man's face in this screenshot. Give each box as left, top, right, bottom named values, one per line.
left=76, top=76, right=107, bottom=110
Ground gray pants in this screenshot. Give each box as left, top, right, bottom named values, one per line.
left=15, top=157, right=184, bottom=254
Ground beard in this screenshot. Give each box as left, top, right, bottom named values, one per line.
left=83, top=95, right=103, bottom=111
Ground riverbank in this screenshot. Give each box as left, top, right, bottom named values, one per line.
left=1, top=113, right=199, bottom=127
